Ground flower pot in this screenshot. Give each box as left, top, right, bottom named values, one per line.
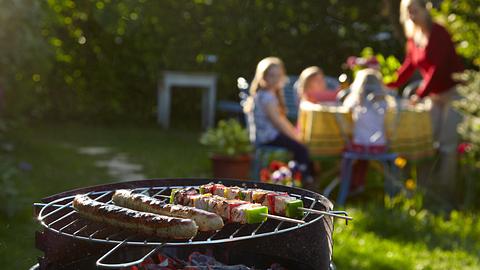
left=210, top=154, right=252, bottom=180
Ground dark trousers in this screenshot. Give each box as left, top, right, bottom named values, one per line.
left=263, top=133, right=312, bottom=177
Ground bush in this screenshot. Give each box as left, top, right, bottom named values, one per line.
left=433, top=0, right=480, bottom=68
left=2, top=0, right=401, bottom=122
left=0, top=0, right=51, bottom=120
left=2, top=0, right=477, bottom=123
left=454, top=70, right=480, bottom=159
left=452, top=70, right=480, bottom=208
left=345, top=47, right=401, bottom=84
left=200, top=119, right=252, bottom=156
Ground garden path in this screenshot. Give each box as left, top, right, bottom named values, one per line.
left=77, top=146, right=145, bottom=181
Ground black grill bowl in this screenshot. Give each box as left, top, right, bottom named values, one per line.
left=34, top=178, right=335, bottom=270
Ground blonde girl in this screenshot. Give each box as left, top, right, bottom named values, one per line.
left=344, top=68, right=388, bottom=148
left=245, top=57, right=313, bottom=183
left=343, top=69, right=389, bottom=189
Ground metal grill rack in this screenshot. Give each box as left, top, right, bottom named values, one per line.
left=36, top=183, right=342, bottom=268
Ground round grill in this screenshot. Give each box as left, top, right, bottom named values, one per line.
left=35, top=178, right=339, bottom=269
left=39, top=185, right=326, bottom=246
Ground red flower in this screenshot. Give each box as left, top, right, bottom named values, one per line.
left=260, top=168, right=271, bottom=182
left=269, top=160, right=286, bottom=171
left=457, top=142, right=472, bottom=154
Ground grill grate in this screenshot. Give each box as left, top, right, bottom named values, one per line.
left=37, top=185, right=325, bottom=247
left=35, top=180, right=342, bottom=269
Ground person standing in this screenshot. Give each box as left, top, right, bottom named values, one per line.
left=387, top=0, right=464, bottom=198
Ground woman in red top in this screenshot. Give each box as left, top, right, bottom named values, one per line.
left=388, top=0, right=464, bottom=195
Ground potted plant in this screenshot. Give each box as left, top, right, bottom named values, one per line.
left=200, top=119, right=253, bottom=180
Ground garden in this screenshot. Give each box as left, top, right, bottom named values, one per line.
left=1, top=1, right=479, bottom=269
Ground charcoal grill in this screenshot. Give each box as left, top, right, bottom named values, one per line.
left=34, top=178, right=348, bottom=270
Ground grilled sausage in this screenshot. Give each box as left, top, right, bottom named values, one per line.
left=112, top=190, right=224, bottom=231
left=72, top=195, right=198, bottom=239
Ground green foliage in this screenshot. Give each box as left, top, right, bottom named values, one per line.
left=0, top=0, right=52, bottom=119
left=2, top=0, right=479, bottom=123
left=1, top=0, right=401, bottom=122
left=432, top=0, right=480, bottom=67
left=360, top=47, right=401, bottom=84
left=453, top=70, right=480, bottom=166
left=200, top=119, right=252, bottom=156
left=452, top=69, right=480, bottom=207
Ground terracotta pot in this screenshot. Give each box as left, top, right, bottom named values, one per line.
left=210, top=154, right=252, bottom=180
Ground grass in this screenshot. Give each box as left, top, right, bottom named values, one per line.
left=0, top=123, right=209, bottom=269
left=1, top=123, right=479, bottom=269
left=334, top=204, right=480, bottom=269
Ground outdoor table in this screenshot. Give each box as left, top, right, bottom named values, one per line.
left=298, top=101, right=435, bottom=160
left=298, top=101, right=352, bottom=158
left=298, top=101, right=435, bottom=198
left=157, top=71, right=217, bottom=129
left=385, top=101, right=435, bottom=160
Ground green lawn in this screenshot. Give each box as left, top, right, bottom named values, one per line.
left=1, top=123, right=479, bottom=269
left=0, top=123, right=209, bottom=269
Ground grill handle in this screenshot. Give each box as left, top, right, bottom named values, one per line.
left=96, top=239, right=165, bottom=269
left=300, top=208, right=352, bottom=225
left=329, top=210, right=351, bottom=225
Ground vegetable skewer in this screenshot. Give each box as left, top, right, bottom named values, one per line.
left=171, top=188, right=305, bottom=224
left=200, top=183, right=304, bottom=219
left=200, top=183, right=352, bottom=221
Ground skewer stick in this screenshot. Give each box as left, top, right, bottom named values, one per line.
left=299, top=207, right=353, bottom=221
left=261, top=213, right=305, bottom=224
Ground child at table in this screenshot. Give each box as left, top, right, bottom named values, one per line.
left=343, top=69, right=388, bottom=190
left=296, top=66, right=338, bottom=104
left=244, top=57, right=314, bottom=185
